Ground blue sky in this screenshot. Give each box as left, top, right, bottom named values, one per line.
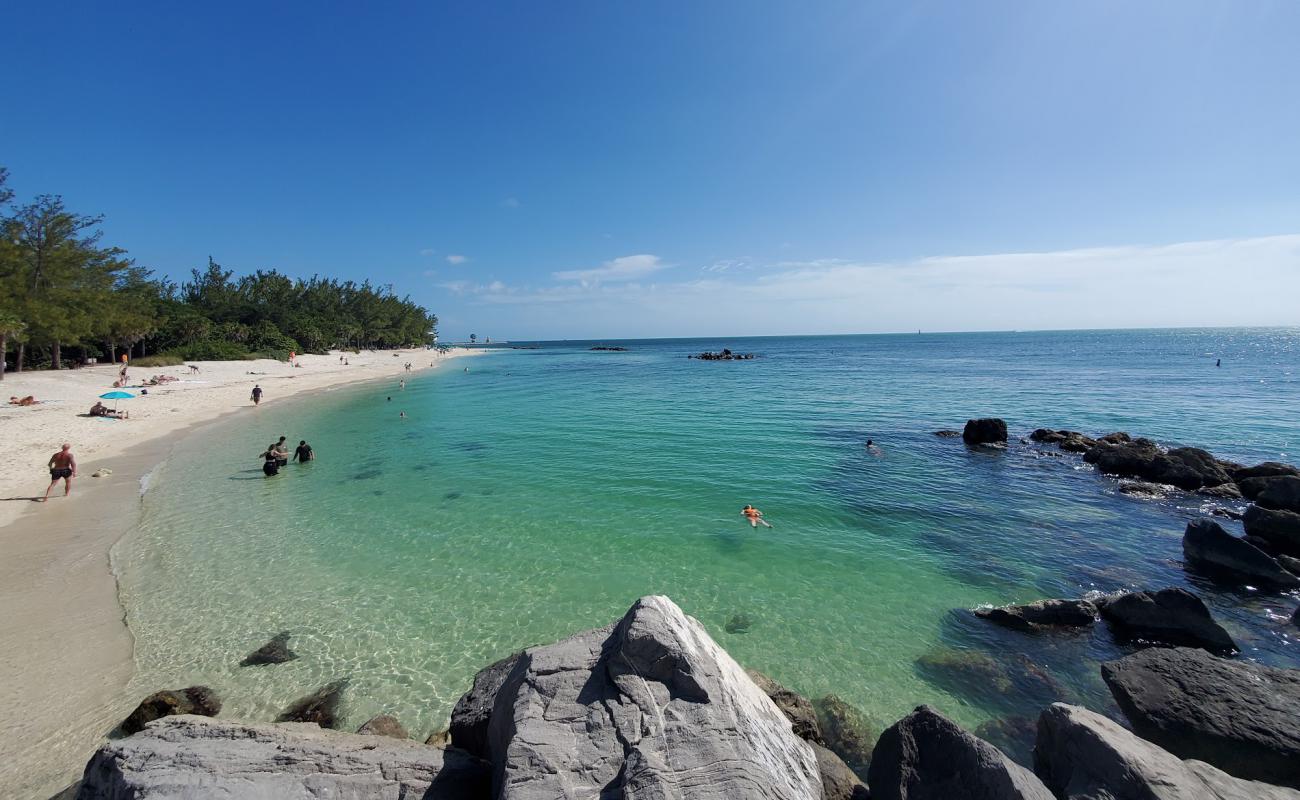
left=2, top=1, right=1298, bottom=339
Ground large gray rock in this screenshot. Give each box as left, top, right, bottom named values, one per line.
left=1234, top=462, right=1300, bottom=483
left=867, top=705, right=1053, bottom=800
left=963, top=418, right=1008, bottom=445
left=1101, top=647, right=1300, bottom=788
left=1034, top=702, right=1300, bottom=800
left=974, top=598, right=1098, bottom=632
left=76, top=715, right=490, bottom=799
left=746, top=669, right=824, bottom=745
left=1243, top=504, right=1300, bottom=556
left=449, top=651, right=521, bottom=758
left=1084, top=441, right=1232, bottom=490
left=1097, top=588, right=1237, bottom=654
left=482, top=595, right=822, bottom=800
left=121, top=686, right=221, bottom=735
left=1182, top=518, right=1300, bottom=589
left=1241, top=475, right=1300, bottom=511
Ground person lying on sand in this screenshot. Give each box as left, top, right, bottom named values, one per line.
left=42, top=444, right=77, bottom=501
left=9, top=395, right=39, bottom=406
left=741, top=504, right=773, bottom=528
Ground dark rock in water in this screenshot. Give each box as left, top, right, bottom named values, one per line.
left=1246, top=533, right=1281, bottom=554
left=974, top=598, right=1097, bottom=632
left=1212, top=506, right=1246, bottom=520
left=1117, top=480, right=1170, bottom=498
left=1085, top=440, right=1232, bottom=490
left=724, top=613, right=753, bottom=634
left=121, top=686, right=222, bottom=735
left=815, top=694, right=875, bottom=778
left=747, top=669, right=824, bottom=745
left=589, top=345, right=628, bottom=351
left=1029, top=429, right=1097, bottom=453
left=475, top=595, right=822, bottom=798
left=1098, top=588, right=1237, bottom=654
left=1183, top=518, right=1300, bottom=590
left=240, top=631, right=297, bottom=666
left=351, top=469, right=383, bottom=480
left=867, top=705, right=1054, bottom=800
left=974, top=716, right=1038, bottom=768
left=1199, top=482, right=1244, bottom=499
left=1102, top=647, right=1300, bottom=788
left=1235, top=462, right=1300, bottom=483
left=357, top=714, right=409, bottom=740
left=449, top=651, right=521, bottom=759
left=914, top=649, right=1066, bottom=710
left=1248, top=475, right=1300, bottom=513
left=963, top=418, right=1008, bottom=445
left=933, top=430, right=963, bottom=437
left=1243, top=504, right=1300, bottom=556
left=1277, top=554, right=1300, bottom=576
left=79, top=716, right=492, bottom=799
left=277, top=679, right=348, bottom=729
left=1084, top=437, right=1162, bottom=474
left=1294, top=606, right=1300, bottom=627
left=1035, top=702, right=1299, bottom=800
left=813, top=742, right=871, bottom=800
left=1097, top=432, right=1131, bottom=444
left=1159, top=447, right=1234, bottom=489
left=690, top=348, right=756, bottom=360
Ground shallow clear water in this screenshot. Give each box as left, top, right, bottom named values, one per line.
left=117, top=329, right=1300, bottom=748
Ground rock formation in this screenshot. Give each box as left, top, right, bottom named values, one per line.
left=974, top=598, right=1098, bottom=632
left=963, top=418, right=1008, bottom=445
left=1101, top=647, right=1300, bottom=788
left=1243, top=504, right=1300, bottom=556
left=1029, top=429, right=1097, bottom=453
left=1182, top=518, right=1300, bottom=589
left=276, top=679, right=348, bottom=729
left=815, top=694, right=875, bottom=778
left=746, top=669, right=824, bottom=744
left=1097, top=588, right=1237, bottom=654
left=356, top=714, right=409, bottom=739
left=77, top=715, right=490, bottom=799
left=121, top=686, right=221, bottom=735
left=240, top=631, right=297, bottom=666
left=1083, top=440, right=1232, bottom=490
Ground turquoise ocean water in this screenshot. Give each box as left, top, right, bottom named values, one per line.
left=115, top=328, right=1300, bottom=748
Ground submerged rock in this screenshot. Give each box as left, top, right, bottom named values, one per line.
left=1035, top=702, right=1300, bottom=800
left=448, top=651, right=521, bottom=759
left=867, top=705, right=1053, bottom=800
left=974, top=716, right=1038, bottom=767
left=1183, top=518, right=1300, bottom=589
left=725, top=613, right=754, bottom=634
left=933, top=429, right=963, bottom=437
left=1117, top=480, right=1171, bottom=498
left=1098, top=588, right=1237, bottom=654
left=963, top=418, right=1008, bottom=445
left=974, top=598, right=1097, bottom=632
left=121, top=687, right=221, bottom=735
left=1243, top=504, right=1300, bottom=556
left=78, top=715, right=490, bottom=799
left=747, top=669, right=824, bottom=745
left=276, top=679, right=348, bottom=729
left=815, top=694, right=875, bottom=778
left=915, top=649, right=1066, bottom=709
left=476, top=595, right=821, bottom=799
left=356, top=714, right=409, bottom=740
left=1102, top=647, right=1300, bottom=788
left=240, top=631, right=297, bottom=666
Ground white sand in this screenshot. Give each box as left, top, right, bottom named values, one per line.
left=0, top=348, right=477, bottom=798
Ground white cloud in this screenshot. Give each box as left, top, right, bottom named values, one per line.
left=552, top=254, right=667, bottom=284
left=446, top=254, right=468, bottom=265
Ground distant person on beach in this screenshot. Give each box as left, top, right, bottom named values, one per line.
left=88, top=401, right=128, bottom=419
left=42, top=444, right=77, bottom=501
left=293, top=440, right=314, bottom=462
left=9, top=395, right=39, bottom=406
left=251, top=385, right=263, bottom=405
left=741, top=504, right=772, bottom=528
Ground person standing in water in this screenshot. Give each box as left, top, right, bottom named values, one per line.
left=261, top=443, right=281, bottom=476
left=274, top=436, right=289, bottom=466
left=741, top=504, right=772, bottom=528
left=251, top=384, right=263, bottom=405
left=293, top=440, right=314, bottom=462
left=42, top=444, right=78, bottom=502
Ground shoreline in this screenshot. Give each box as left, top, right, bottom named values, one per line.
left=0, top=348, right=480, bottom=799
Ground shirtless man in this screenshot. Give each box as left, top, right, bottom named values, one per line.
left=43, top=444, right=77, bottom=502
left=741, top=504, right=773, bottom=528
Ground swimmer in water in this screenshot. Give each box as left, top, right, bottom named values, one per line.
left=399, top=410, right=407, bottom=419
left=741, top=504, right=772, bottom=528
left=865, top=439, right=882, bottom=455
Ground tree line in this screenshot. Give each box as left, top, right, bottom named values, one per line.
left=0, top=167, right=438, bottom=378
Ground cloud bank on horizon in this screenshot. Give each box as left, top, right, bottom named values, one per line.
left=436, top=234, right=1300, bottom=340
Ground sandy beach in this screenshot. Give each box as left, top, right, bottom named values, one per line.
left=0, top=348, right=476, bottom=798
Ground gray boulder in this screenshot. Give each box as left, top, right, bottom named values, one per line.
left=746, top=669, right=824, bottom=744
left=76, top=715, right=490, bottom=799
left=813, top=743, right=871, bottom=800
left=963, top=418, right=1008, bottom=445
left=1101, top=647, right=1300, bottom=788
left=1098, top=588, right=1237, bottom=654
left=1030, top=429, right=1098, bottom=453
left=276, top=679, right=347, bottom=729
left=867, top=705, right=1053, bottom=800
left=240, top=631, right=297, bottom=666
left=482, top=595, right=822, bottom=799
left=1034, top=702, right=1300, bottom=800
left=448, top=651, right=521, bottom=758
left=1234, top=462, right=1300, bottom=482
left=356, top=713, right=409, bottom=739
left=1199, top=482, right=1244, bottom=499
left=974, top=598, right=1098, bottom=632
left=1251, top=475, right=1300, bottom=513
left=1084, top=441, right=1232, bottom=490
left=1243, top=504, right=1300, bottom=556
left=121, top=686, right=221, bottom=735
left=1182, top=518, right=1300, bottom=589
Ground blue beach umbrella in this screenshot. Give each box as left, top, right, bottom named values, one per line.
left=98, top=390, right=135, bottom=412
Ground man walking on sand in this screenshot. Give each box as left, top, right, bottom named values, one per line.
left=251, top=384, right=263, bottom=406
left=42, top=444, right=77, bottom=502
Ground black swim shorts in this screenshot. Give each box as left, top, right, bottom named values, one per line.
left=50, top=467, right=72, bottom=479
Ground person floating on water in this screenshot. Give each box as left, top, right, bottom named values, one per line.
left=741, top=504, right=772, bottom=528
left=293, top=440, right=314, bottom=462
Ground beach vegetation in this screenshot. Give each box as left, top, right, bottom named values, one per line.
left=131, top=354, right=185, bottom=368
left=0, top=167, right=438, bottom=373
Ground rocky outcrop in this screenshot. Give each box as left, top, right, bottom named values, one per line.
left=448, top=651, right=520, bottom=759
left=933, top=430, right=962, bottom=437
left=1097, top=588, right=1237, bottom=654
left=975, top=599, right=1098, bottom=632
left=815, top=694, right=875, bottom=778
left=746, top=669, right=824, bottom=745
left=963, top=418, right=1008, bottom=445
left=813, top=743, right=871, bottom=800
left=867, top=705, right=1053, bottom=800
left=1029, top=429, right=1097, bottom=453
left=1117, top=480, right=1171, bottom=498
left=356, top=713, right=409, bottom=739
left=1243, top=504, right=1300, bottom=556
left=1101, top=647, right=1300, bottom=788
left=1199, top=481, right=1244, bottom=499
left=276, top=679, right=347, bottom=729
left=1034, top=702, right=1300, bottom=800
left=121, top=686, right=221, bottom=735
left=1250, top=475, right=1300, bottom=512
left=1234, top=462, right=1300, bottom=483
left=1084, top=440, right=1233, bottom=490
left=240, top=631, right=297, bottom=666
left=473, top=595, right=821, bottom=799
left=1182, top=518, right=1300, bottom=589
left=77, top=715, right=490, bottom=799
